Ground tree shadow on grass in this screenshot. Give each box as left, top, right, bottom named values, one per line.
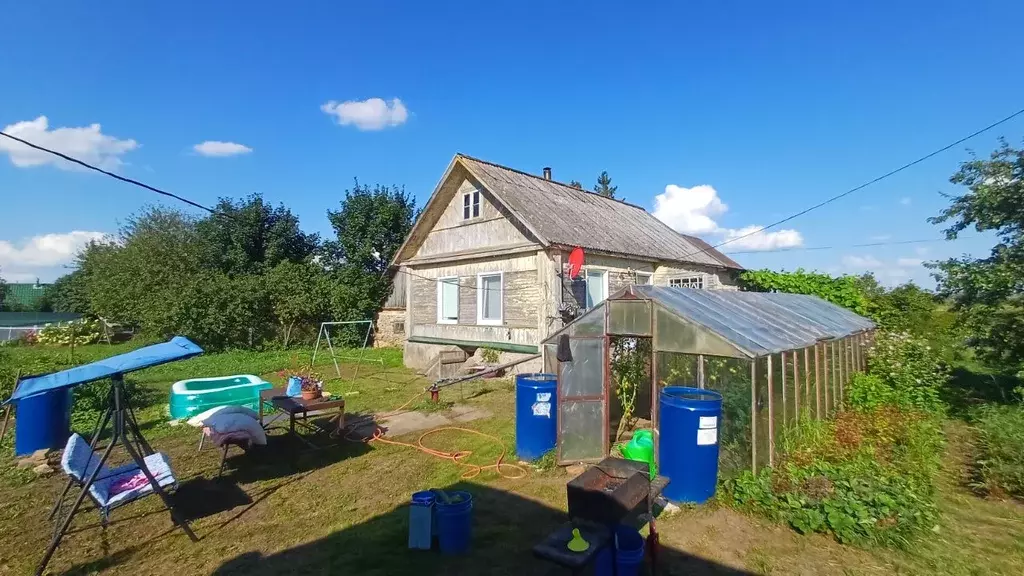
left=944, top=365, right=1022, bottom=418
left=211, top=481, right=755, bottom=576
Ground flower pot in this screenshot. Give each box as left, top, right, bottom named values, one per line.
left=301, top=389, right=322, bottom=401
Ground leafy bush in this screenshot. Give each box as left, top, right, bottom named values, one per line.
left=480, top=348, right=500, bottom=364
left=725, top=406, right=943, bottom=547
left=865, top=331, right=949, bottom=414
left=970, top=397, right=1024, bottom=499
left=36, top=318, right=102, bottom=347
left=740, top=269, right=870, bottom=316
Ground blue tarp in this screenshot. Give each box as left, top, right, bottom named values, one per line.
left=5, top=336, right=203, bottom=404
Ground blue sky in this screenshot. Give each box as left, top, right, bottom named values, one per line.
left=2, top=1, right=1023, bottom=285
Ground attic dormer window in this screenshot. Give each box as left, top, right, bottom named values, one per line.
left=462, top=190, right=480, bottom=220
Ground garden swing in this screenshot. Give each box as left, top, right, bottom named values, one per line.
left=3, top=337, right=204, bottom=575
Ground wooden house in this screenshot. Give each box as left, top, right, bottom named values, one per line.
left=390, top=154, right=743, bottom=375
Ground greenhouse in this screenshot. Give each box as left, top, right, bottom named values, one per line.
left=540, top=285, right=876, bottom=475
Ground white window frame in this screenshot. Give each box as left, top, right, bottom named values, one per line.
left=669, top=275, right=705, bottom=289
left=635, top=272, right=653, bottom=286
left=436, top=276, right=459, bottom=324
left=476, top=271, right=504, bottom=325
left=584, top=269, right=609, bottom=309
left=462, top=190, right=481, bottom=220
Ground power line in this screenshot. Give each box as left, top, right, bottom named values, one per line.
left=683, top=106, right=1024, bottom=261
left=723, top=235, right=977, bottom=256
left=0, top=130, right=221, bottom=215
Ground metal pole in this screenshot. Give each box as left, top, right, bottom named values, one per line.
left=766, top=354, right=774, bottom=467
left=324, top=326, right=343, bottom=379
left=351, top=321, right=374, bottom=383
left=311, top=323, right=324, bottom=367
left=750, top=360, right=757, bottom=475
left=792, top=350, right=800, bottom=422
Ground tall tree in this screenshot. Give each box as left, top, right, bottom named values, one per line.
left=568, top=180, right=583, bottom=190
left=196, top=194, right=319, bottom=275
left=594, top=171, right=617, bottom=198
left=46, top=269, right=92, bottom=314
left=929, top=140, right=1024, bottom=373
left=323, top=182, right=416, bottom=344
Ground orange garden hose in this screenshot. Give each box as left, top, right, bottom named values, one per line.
left=342, top=388, right=528, bottom=480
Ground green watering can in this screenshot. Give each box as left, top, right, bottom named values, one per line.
left=618, top=429, right=657, bottom=478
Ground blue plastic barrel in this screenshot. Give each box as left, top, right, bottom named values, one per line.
left=659, top=386, right=723, bottom=504
left=408, top=491, right=434, bottom=550
left=515, top=373, right=557, bottom=461
left=14, top=389, right=73, bottom=457
left=595, top=525, right=646, bottom=576
left=435, top=491, right=473, bottom=554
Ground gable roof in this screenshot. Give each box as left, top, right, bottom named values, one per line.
left=457, top=155, right=741, bottom=269
left=393, top=154, right=742, bottom=270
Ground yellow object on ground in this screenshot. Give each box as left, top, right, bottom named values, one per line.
left=567, top=528, right=590, bottom=552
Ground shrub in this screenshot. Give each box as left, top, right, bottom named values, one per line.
left=480, top=348, right=500, bottom=364
left=865, top=331, right=949, bottom=414
left=970, top=398, right=1024, bottom=499
left=36, top=318, right=102, bottom=347
left=725, top=406, right=942, bottom=547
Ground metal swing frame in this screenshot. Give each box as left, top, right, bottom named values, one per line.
left=39, top=374, right=198, bottom=575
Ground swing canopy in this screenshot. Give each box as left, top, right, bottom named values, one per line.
left=5, top=336, right=203, bottom=404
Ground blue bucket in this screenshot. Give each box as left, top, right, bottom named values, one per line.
left=408, top=491, right=435, bottom=550
left=595, top=525, right=645, bottom=576
left=435, top=491, right=473, bottom=555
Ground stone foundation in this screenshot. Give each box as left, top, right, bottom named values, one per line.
left=374, top=309, right=407, bottom=348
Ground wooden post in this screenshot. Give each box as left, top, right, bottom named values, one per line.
left=781, top=351, right=788, bottom=426
left=804, top=347, right=811, bottom=418
left=697, top=354, right=705, bottom=389
left=750, top=360, right=758, bottom=474
left=815, top=343, right=822, bottom=419
left=792, top=350, right=800, bottom=422
left=767, top=354, right=774, bottom=467
left=824, top=342, right=831, bottom=416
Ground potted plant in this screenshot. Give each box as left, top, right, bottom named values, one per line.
left=300, top=374, right=323, bottom=401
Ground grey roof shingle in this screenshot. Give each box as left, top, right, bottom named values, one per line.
left=458, top=155, right=742, bottom=270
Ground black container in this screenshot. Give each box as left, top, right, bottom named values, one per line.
left=566, top=457, right=650, bottom=526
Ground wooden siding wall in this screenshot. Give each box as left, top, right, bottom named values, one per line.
left=413, top=177, right=534, bottom=259
left=407, top=253, right=542, bottom=345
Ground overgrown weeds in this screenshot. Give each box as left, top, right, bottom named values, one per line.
left=969, top=394, right=1024, bottom=499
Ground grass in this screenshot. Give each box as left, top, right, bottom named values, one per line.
left=0, top=344, right=1022, bottom=575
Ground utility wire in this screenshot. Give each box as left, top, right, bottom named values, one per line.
left=723, top=235, right=977, bottom=256
left=0, top=130, right=221, bottom=215
left=682, top=106, right=1024, bottom=261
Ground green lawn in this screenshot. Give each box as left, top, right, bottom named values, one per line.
left=0, top=344, right=1021, bottom=575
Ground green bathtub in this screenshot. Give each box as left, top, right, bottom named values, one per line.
left=168, top=374, right=273, bottom=420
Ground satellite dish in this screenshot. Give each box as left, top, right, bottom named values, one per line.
left=568, top=247, right=585, bottom=279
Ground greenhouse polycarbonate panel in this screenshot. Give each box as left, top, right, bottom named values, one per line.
left=570, top=305, right=606, bottom=337
left=559, top=400, right=605, bottom=462
left=632, top=286, right=875, bottom=357
left=654, top=305, right=748, bottom=358
left=608, top=300, right=652, bottom=336
left=559, top=338, right=604, bottom=397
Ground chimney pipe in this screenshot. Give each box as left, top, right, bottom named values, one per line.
left=543, top=167, right=552, bottom=180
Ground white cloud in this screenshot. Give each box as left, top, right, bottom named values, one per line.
left=0, top=116, right=138, bottom=170
left=652, top=184, right=727, bottom=235
left=193, top=141, right=252, bottom=157
left=842, top=255, right=883, bottom=269
left=0, top=231, right=107, bottom=269
left=914, top=246, right=930, bottom=256
left=321, top=98, right=409, bottom=131
left=840, top=253, right=928, bottom=286
left=868, top=234, right=891, bottom=242
left=899, top=197, right=912, bottom=206
left=653, top=183, right=803, bottom=251
left=721, top=225, right=803, bottom=251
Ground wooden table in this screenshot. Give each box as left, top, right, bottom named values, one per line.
left=259, top=388, right=346, bottom=452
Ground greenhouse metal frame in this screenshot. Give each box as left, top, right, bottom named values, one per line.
left=540, top=285, right=876, bottom=473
